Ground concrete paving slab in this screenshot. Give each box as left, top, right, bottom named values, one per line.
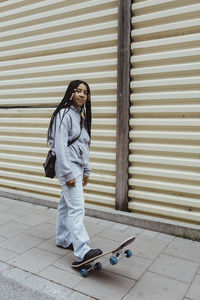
left=0, top=197, right=200, bottom=300
left=54, top=245, right=150, bottom=282
left=0, top=221, right=31, bottom=238
left=0, top=233, right=43, bottom=254
left=131, top=237, right=168, bottom=261
left=26, top=222, right=55, bottom=240
left=98, top=227, right=135, bottom=243
left=186, top=273, right=200, bottom=300
left=84, top=216, right=102, bottom=225
left=45, top=216, right=57, bottom=225
left=164, top=242, right=200, bottom=263
left=0, top=211, right=19, bottom=225
left=33, top=207, right=57, bottom=218
left=12, top=200, right=37, bottom=208
left=172, top=237, right=193, bottom=247
left=36, top=236, right=71, bottom=256
left=8, top=247, right=61, bottom=274
left=14, top=212, right=52, bottom=227
left=0, top=261, right=11, bottom=272
left=85, top=222, right=105, bottom=238
left=98, top=219, right=119, bottom=229
left=90, top=236, right=119, bottom=253
left=155, top=233, right=176, bottom=243
left=32, top=205, right=55, bottom=213
left=124, top=226, right=145, bottom=235
left=52, top=252, right=79, bottom=275
left=0, top=203, right=15, bottom=212
left=0, top=236, right=5, bottom=243
left=191, top=241, right=200, bottom=249
left=112, top=223, right=129, bottom=232
left=39, top=265, right=83, bottom=289
left=75, top=269, right=135, bottom=300
left=124, top=271, right=189, bottom=300
left=137, top=229, right=159, bottom=240
left=102, top=254, right=152, bottom=281
left=149, top=254, right=199, bottom=283
left=3, top=205, right=39, bottom=217
left=0, top=197, right=14, bottom=205
left=0, top=247, right=18, bottom=263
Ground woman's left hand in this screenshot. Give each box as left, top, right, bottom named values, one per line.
left=82, top=175, right=89, bottom=187
left=66, top=178, right=76, bottom=187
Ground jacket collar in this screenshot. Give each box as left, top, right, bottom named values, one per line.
left=70, top=105, right=81, bottom=114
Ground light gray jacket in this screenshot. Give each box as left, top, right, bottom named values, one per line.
left=48, top=105, right=91, bottom=181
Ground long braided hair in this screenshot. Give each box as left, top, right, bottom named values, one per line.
left=47, top=80, right=92, bottom=141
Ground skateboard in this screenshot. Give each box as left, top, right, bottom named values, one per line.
left=72, top=236, right=135, bottom=277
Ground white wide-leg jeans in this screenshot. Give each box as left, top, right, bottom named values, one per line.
left=55, top=161, right=91, bottom=261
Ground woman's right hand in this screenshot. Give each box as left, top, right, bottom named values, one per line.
left=66, top=178, right=76, bottom=187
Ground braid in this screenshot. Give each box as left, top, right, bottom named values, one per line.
left=85, top=96, right=91, bottom=138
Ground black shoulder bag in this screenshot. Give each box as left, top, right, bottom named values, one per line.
left=43, top=116, right=82, bottom=179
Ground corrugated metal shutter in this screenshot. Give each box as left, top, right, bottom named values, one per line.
left=0, top=0, right=118, bottom=208
left=129, top=0, right=200, bottom=224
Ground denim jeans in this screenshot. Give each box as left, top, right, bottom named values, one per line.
left=55, top=161, right=90, bottom=261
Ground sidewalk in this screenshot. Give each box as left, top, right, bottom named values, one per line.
left=0, top=196, right=199, bottom=300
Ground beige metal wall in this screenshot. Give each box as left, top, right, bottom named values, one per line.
left=129, top=0, right=200, bottom=224
left=0, top=0, right=118, bottom=208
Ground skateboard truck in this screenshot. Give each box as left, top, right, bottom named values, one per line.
left=110, top=248, right=132, bottom=265
left=80, top=262, right=102, bottom=277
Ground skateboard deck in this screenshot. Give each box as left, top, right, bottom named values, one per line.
left=72, top=236, right=135, bottom=277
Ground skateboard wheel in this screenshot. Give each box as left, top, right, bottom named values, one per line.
left=80, top=268, right=88, bottom=277
left=124, top=249, right=132, bottom=258
left=110, top=256, right=118, bottom=265
left=95, top=262, right=102, bottom=270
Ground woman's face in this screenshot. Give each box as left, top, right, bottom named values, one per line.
left=72, top=83, right=88, bottom=109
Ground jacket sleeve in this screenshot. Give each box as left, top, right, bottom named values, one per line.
left=54, top=112, right=74, bottom=181
left=83, top=163, right=91, bottom=177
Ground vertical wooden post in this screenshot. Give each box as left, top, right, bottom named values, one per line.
left=115, top=0, right=132, bottom=211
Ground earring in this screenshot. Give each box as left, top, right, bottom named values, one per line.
left=70, top=93, right=74, bottom=101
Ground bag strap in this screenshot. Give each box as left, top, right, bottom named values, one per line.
left=68, top=115, right=83, bottom=147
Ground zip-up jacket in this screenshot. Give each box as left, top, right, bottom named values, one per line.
left=48, top=105, right=91, bottom=181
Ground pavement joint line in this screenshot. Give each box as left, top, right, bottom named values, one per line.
left=34, top=245, right=68, bottom=256
left=0, top=195, right=200, bottom=300
left=2, top=253, right=137, bottom=299
left=183, top=267, right=199, bottom=300
left=131, top=236, right=175, bottom=283
left=147, top=270, right=193, bottom=286
left=0, top=262, right=96, bottom=300
left=33, top=250, right=71, bottom=275
left=1, top=191, right=200, bottom=240
left=9, top=251, right=100, bottom=295
left=120, top=279, right=137, bottom=300
left=168, top=254, right=200, bottom=265
left=36, top=271, right=99, bottom=300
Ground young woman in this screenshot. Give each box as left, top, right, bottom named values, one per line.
left=47, top=80, right=102, bottom=265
